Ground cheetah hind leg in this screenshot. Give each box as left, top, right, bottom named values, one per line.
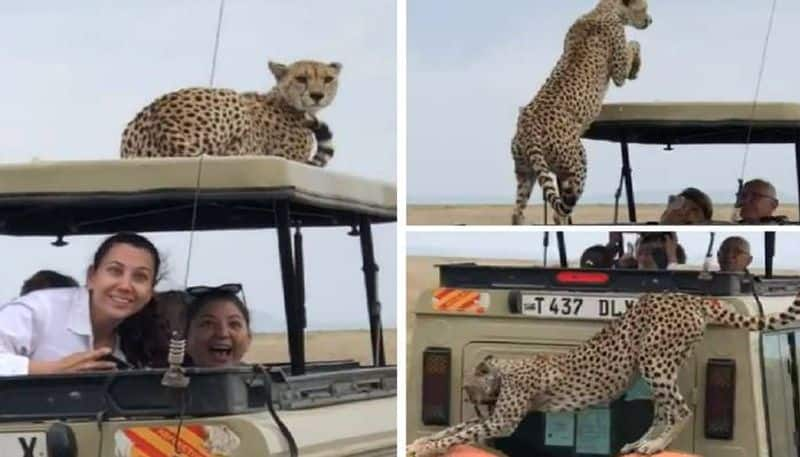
left=529, top=154, right=571, bottom=223
left=512, top=164, right=534, bottom=225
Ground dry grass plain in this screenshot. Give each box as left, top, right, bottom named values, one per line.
left=408, top=203, right=798, bottom=225
left=244, top=329, right=397, bottom=366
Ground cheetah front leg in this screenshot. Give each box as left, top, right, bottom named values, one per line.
left=610, top=24, right=640, bottom=86
left=624, top=355, right=693, bottom=455
left=635, top=383, right=692, bottom=454
left=627, top=40, right=641, bottom=80
left=406, top=388, right=528, bottom=457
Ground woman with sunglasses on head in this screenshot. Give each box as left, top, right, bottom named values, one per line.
left=184, top=284, right=252, bottom=367
left=0, top=232, right=163, bottom=376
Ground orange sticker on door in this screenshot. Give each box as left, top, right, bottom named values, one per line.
left=432, top=288, right=489, bottom=314
left=114, top=424, right=241, bottom=457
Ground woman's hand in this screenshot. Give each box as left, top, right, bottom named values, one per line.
left=28, top=348, right=118, bottom=375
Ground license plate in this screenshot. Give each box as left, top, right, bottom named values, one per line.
left=0, top=433, right=47, bottom=457
left=520, top=294, right=637, bottom=320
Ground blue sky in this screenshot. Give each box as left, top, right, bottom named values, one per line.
left=408, top=0, right=800, bottom=205
left=0, top=1, right=396, bottom=332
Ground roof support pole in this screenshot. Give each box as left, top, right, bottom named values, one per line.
left=359, top=215, right=386, bottom=366
left=620, top=138, right=637, bottom=223
left=276, top=200, right=305, bottom=375
left=795, top=131, right=800, bottom=218
left=765, top=231, right=775, bottom=278
left=556, top=231, right=567, bottom=268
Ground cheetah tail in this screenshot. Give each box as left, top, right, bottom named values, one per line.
left=703, top=291, right=800, bottom=331
left=527, top=153, right=572, bottom=219
left=308, top=121, right=334, bottom=167
left=537, top=170, right=572, bottom=219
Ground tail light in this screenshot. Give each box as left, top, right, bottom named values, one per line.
left=555, top=271, right=609, bottom=285
left=422, top=347, right=451, bottom=425
left=705, top=359, right=736, bottom=439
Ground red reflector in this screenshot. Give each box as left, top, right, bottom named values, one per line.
left=705, top=359, right=735, bottom=439
left=422, top=347, right=451, bottom=426
left=555, top=271, right=609, bottom=285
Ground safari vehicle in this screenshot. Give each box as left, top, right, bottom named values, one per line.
left=407, top=233, right=800, bottom=457
left=0, top=156, right=397, bottom=457
left=582, top=102, right=800, bottom=223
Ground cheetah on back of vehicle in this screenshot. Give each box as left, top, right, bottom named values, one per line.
left=511, top=0, right=650, bottom=224
left=408, top=291, right=800, bottom=456
left=120, top=60, right=340, bottom=166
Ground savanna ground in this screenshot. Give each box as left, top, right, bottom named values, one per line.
left=408, top=203, right=799, bottom=225
left=245, top=329, right=397, bottom=366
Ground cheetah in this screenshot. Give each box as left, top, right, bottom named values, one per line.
left=120, top=60, right=341, bottom=166
left=511, top=0, right=651, bottom=225
left=408, top=291, right=800, bottom=456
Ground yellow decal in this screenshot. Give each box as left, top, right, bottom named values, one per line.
left=432, top=288, right=489, bottom=314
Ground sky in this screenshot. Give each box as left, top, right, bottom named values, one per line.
left=0, top=1, right=396, bottom=332
left=407, top=0, right=800, bottom=205
left=407, top=230, right=800, bottom=272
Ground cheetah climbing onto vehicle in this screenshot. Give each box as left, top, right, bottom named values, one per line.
left=511, top=0, right=651, bottom=225
left=408, top=291, right=800, bottom=456
left=120, top=60, right=341, bottom=167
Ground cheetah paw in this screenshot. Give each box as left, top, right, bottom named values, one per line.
left=511, top=213, right=525, bottom=225
left=620, top=440, right=644, bottom=454
left=406, top=440, right=439, bottom=457
left=634, top=438, right=668, bottom=455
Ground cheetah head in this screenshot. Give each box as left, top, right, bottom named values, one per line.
left=463, top=356, right=502, bottom=407
left=268, top=60, right=342, bottom=114
left=620, top=0, right=652, bottom=29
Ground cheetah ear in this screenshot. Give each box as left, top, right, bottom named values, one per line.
left=268, top=61, right=288, bottom=81
left=328, top=62, right=342, bottom=74
left=621, top=0, right=634, bottom=6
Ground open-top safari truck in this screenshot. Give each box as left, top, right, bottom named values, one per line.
left=0, top=156, right=397, bottom=457
left=408, top=232, right=800, bottom=457
left=582, top=102, right=800, bottom=224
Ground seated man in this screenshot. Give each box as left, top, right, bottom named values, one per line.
left=660, top=187, right=713, bottom=225
left=738, top=179, right=784, bottom=224
left=716, top=236, right=752, bottom=272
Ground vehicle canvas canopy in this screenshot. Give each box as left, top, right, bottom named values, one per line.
left=582, top=102, right=800, bottom=223
left=0, top=156, right=397, bottom=422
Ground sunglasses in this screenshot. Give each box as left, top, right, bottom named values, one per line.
left=185, top=283, right=244, bottom=301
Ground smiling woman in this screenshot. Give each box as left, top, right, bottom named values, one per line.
left=0, top=232, right=162, bottom=376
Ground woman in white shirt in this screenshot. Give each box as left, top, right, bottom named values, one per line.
left=0, top=232, right=162, bottom=376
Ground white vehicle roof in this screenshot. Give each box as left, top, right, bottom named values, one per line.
left=585, top=102, right=800, bottom=144
left=0, top=156, right=396, bottom=235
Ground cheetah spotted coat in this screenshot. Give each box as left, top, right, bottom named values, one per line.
left=511, top=0, right=650, bottom=224
left=408, top=291, right=800, bottom=456
left=120, top=60, right=339, bottom=167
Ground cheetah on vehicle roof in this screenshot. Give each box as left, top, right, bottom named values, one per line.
left=511, top=0, right=651, bottom=225
left=120, top=59, right=341, bottom=167
left=408, top=291, right=800, bottom=456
